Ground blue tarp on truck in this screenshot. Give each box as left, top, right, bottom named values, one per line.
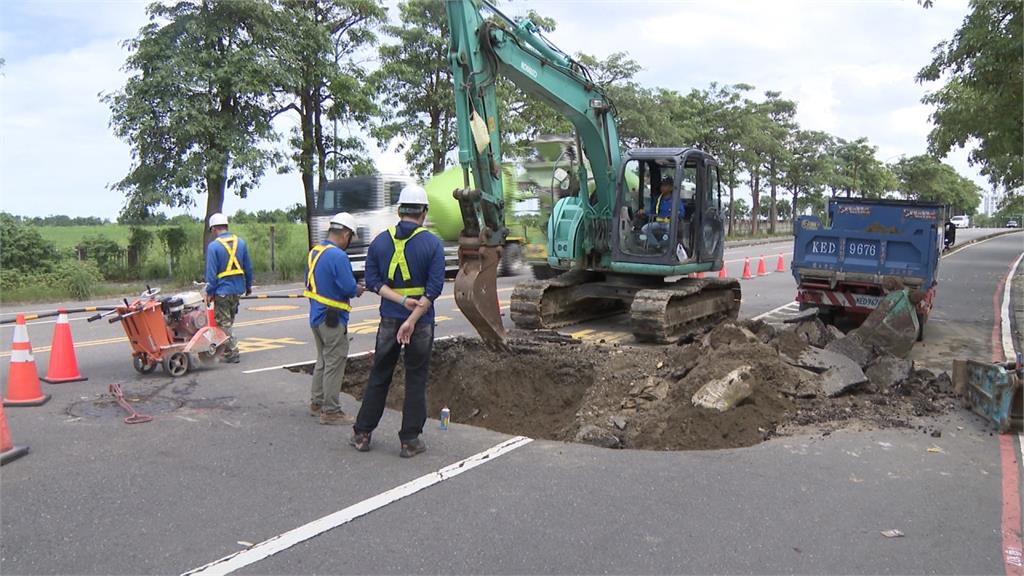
left=792, top=198, right=945, bottom=331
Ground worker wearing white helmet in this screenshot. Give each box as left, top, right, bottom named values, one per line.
left=204, top=212, right=253, bottom=363
left=304, top=212, right=365, bottom=425
left=351, top=185, right=445, bottom=458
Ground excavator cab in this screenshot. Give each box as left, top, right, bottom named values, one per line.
left=613, top=149, right=725, bottom=269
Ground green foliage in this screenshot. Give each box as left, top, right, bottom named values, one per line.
left=104, top=0, right=282, bottom=222
left=371, top=0, right=455, bottom=178
left=891, top=155, right=982, bottom=214
left=0, top=212, right=110, bottom=226
left=917, top=0, right=1022, bottom=190
left=0, top=260, right=104, bottom=302
left=157, top=226, right=190, bottom=272
left=0, top=215, right=58, bottom=273
left=78, top=235, right=123, bottom=269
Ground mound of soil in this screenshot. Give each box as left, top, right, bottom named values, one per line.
left=333, top=322, right=957, bottom=451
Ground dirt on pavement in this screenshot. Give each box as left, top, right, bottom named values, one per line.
left=332, top=320, right=957, bottom=451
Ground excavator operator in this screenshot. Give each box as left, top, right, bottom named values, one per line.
left=639, top=176, right=685, bottom=249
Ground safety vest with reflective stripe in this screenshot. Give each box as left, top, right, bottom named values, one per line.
left=303, top=244, right=352, bottom=311
left=654, top=196, right=672, bottom=223
left=215, top=235, right=246, bottom=278
left=387, top=227, right=428, bottom=296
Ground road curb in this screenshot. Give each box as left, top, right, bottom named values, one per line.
left=724, top=236, right=791, bottom=249
left=944, top=228, right=1023, bottom=257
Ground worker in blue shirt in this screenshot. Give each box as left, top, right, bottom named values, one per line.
left=305, top=212, right=364, bottom=425
left=640, top=176, right=686, bottom=249
left=351, top=185, right=445, bottom=458
left=204, top=213, right=254, bottom=363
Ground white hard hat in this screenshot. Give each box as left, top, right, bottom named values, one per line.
left=208, top=212, right=229, bottom=228
left=397, top=185, right=428, bottom=206
left=329, top=212, right=358, bottom=236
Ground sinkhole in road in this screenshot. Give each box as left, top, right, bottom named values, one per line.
left=291, top=324, right=958, bottom=451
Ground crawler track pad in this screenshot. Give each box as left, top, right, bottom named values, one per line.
left=455, top=243, right=507, bottom=348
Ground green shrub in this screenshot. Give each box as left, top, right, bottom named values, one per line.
left=61, top=260, right=104, bottom=299
left=1, top=215, right=57, bottom=272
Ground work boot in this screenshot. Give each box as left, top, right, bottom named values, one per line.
left=399, top=438, right=427, bottom=459
left=309, top=403, right=322, bottom=417
left=319, top=411, right=353, bottom=426
left=349, top=431, right=372, bottom=452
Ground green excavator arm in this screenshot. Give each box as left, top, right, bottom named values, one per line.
left=445, top=0, right=622, bottom=346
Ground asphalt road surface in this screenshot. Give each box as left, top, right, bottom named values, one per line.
left=1, top=228, right=1021, bottom=575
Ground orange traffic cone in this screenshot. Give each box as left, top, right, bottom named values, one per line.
left=776, top=253, right=786, bottom=272
left=4, top=315, right=50, bottom=407
left=718, top=262, right=728, bottom=278
left=207, top=303, right=217, bottom=328
left=0, top=402, right=29, bottom=465
left=756, top=255, right=767, bottom=276
left=42, top=310, right=87, bottom=383
left=696, top=271, right=705, bottom=278
left=742, top=257, right=753, bottom=280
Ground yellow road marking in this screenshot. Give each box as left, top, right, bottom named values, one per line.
left=238, top=337, right=305, bottom=355
left=0, top=288, right=515, bottom=358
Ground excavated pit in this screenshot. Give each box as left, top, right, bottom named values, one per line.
left=317, top=321, right=957, bottom=451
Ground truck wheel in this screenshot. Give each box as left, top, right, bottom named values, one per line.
left=916, top=312, right=926, bottom=342
left=499, top=243, right=529, bottom=277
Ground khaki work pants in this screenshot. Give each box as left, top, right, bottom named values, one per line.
left=311, top=322, right=350, bottom=414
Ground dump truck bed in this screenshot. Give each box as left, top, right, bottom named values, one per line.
left=792, top=198, right=944, bottom=323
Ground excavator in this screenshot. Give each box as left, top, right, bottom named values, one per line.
left=446, top=0, right=740, bottom=346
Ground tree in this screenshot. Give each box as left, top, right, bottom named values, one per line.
left=105, top=0, right=281, bottom=248
left=275, top=0, right=385, bottom=246
left=372, top=0, right=454, bottom=179
left=783, top=129, right=831, bottom=219
left=760, top=91, right=797, bottom=234
left=917, top=0, right=1022, bottom=190
left=775, top=198, right=792, bottom=221
left=891, top=155, right=982, bottom=214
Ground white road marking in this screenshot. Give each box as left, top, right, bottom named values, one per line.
left=183, top=435, right=534, bottom=576
left=1000, top=251, right=1024, bottom=363
left=752, top=301, right=799, bottom=321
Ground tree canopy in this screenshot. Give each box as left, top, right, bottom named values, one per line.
left=917, top=0, right=1022, bottom=190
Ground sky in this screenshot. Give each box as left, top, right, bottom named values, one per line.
left=0, top=0, right=988, bottom=219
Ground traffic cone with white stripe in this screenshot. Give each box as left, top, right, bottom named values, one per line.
left=741, top=257, right=753, bottom=280
left=42, top=310, right=87, bottom=383
left=718, top=262, right=728, bottom=278
left=776, top=253, right=785, bottom=273
left=756, top=255, right=767, bottom=276
left=0, top=402, right=29, bottom=465
left=3, top=315, right=50, bottom=407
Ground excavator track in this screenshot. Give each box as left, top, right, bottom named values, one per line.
left=630, top=278, right=742, bottom=343
left=510, top=269, right=628, bottom=330
left=511, top=270, right=741, bottom=343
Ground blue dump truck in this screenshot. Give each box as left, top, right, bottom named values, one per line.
left=792, top=198, right=947, bottom=338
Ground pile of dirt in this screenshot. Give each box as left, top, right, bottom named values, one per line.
left=335, top=320, right=957, bottom=451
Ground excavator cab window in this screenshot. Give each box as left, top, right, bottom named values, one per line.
left=618, top=158, right=695, bottom=260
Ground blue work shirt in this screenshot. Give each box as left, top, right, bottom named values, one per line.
left=365, top=220, right=445, bottom=325
left=649, top=194, right=685, bottom=222
left=306, top=240, right=358, bottom=328
left=205, top=232, right=254, bottom=297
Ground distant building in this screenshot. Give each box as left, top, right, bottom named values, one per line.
left=983, top=188, right=1004, bottom=215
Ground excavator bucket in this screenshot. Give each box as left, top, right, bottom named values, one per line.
left=454, top=237, right=507, bottom=348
